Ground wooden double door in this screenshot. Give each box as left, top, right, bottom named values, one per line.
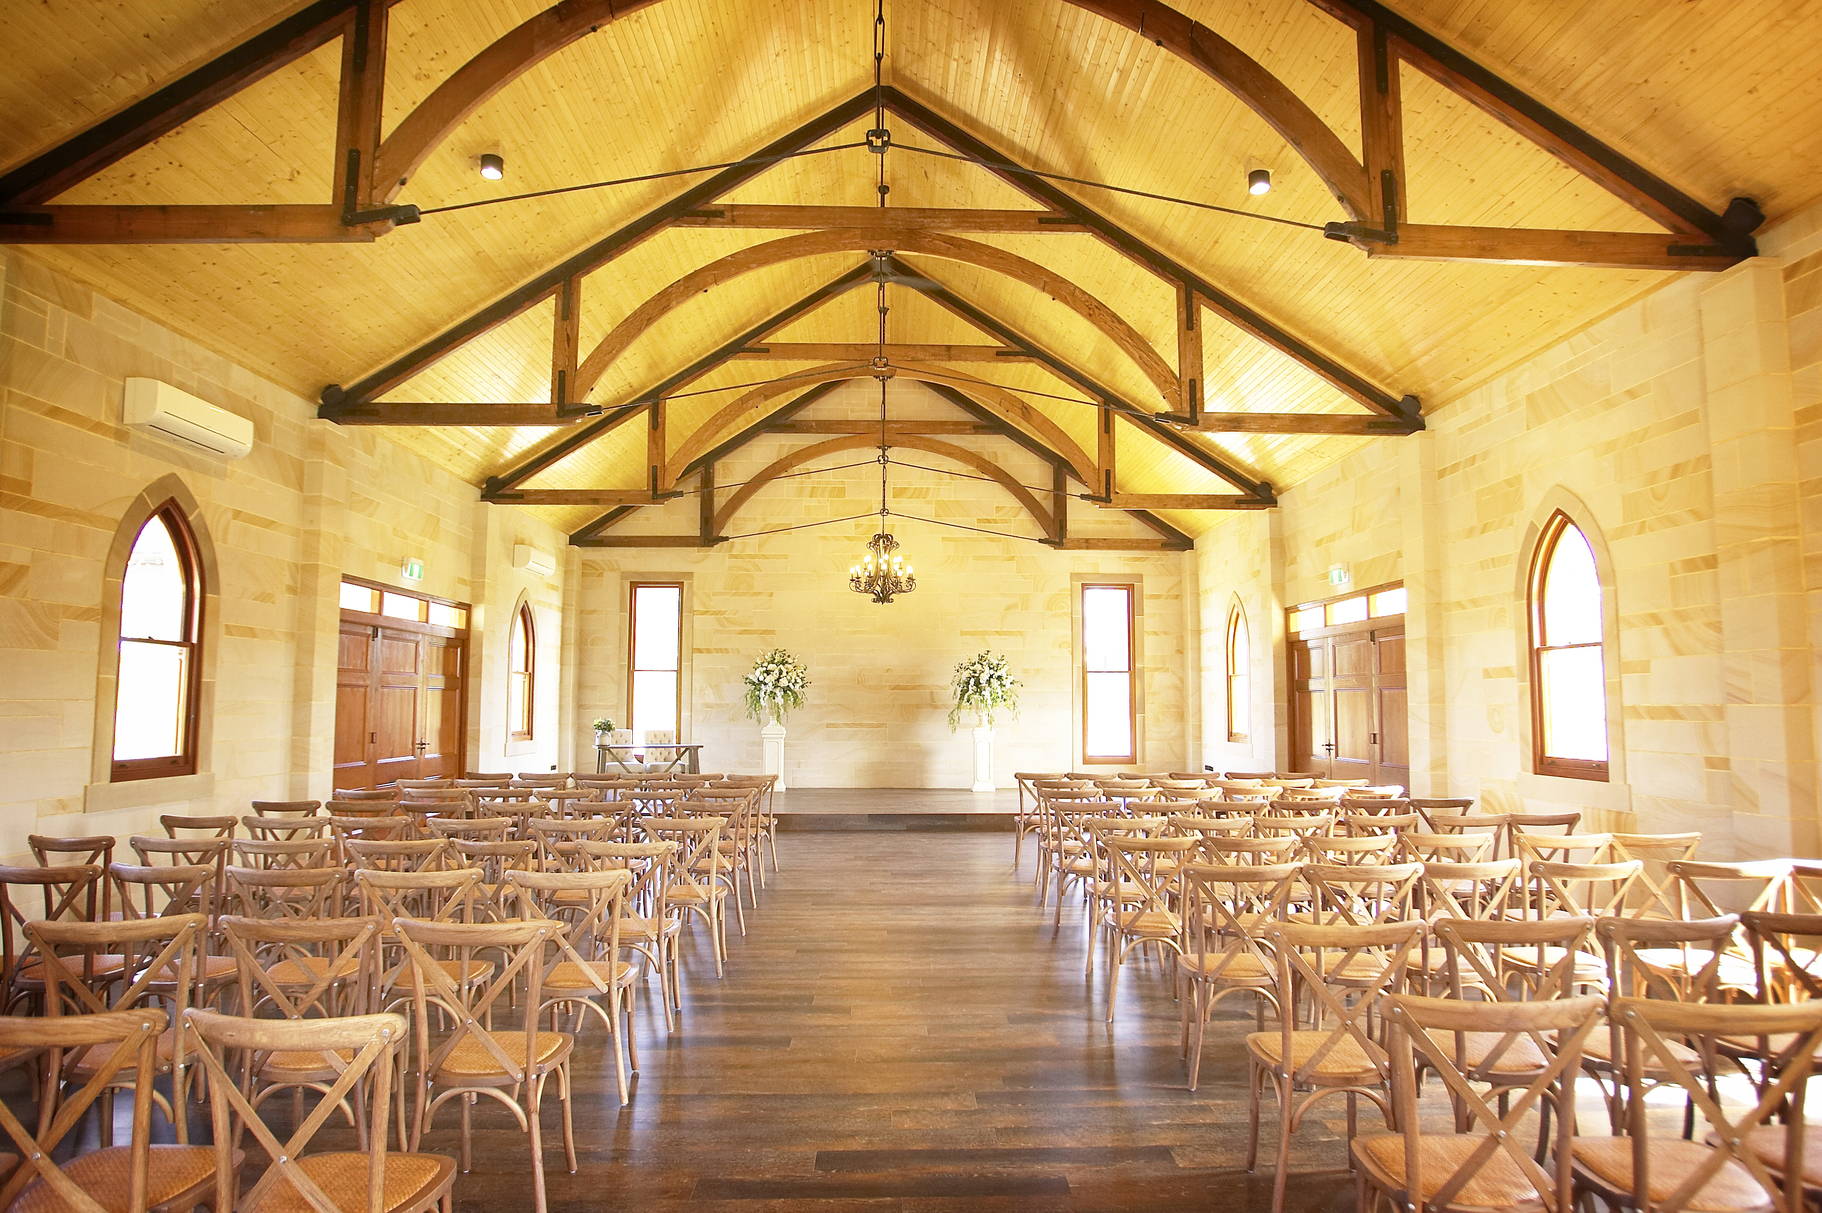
left=334, top=616, right=465, bottom=789
left=1289, top=621, right=1408, bottom=787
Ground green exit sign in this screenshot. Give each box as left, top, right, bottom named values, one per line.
left=401, top=558, right=425, bottom=583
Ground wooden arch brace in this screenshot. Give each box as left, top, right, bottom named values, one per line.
left=575, top=228, right=1181, bottom=407
left=664, top=362, right=1099, bottom=488
left=712, top=434, right=1056, bottom=537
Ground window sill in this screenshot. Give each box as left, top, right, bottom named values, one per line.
left=82, top=771, right=215, bottom=827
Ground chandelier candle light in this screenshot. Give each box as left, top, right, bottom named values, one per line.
left=848, top=261, right=917, bottom=604
left=744, top=649, right=809, bottom=790
left=950, top=650, right=1021, bottom=792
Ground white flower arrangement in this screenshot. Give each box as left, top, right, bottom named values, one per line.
left=949, top=650, right=1021, bottom=730
left=592, top=717, right=615, bottom=734
left=743, top=649, right=811, bottom=724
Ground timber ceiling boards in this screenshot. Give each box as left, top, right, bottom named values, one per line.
left=5, top=0, right=1819, bottom=540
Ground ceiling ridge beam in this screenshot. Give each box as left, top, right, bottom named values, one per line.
left=320, top=89, right=879, bottom=410
left=879, top=88, right=1419, bottom=421
left=892, top=256, right=1276, bottom=503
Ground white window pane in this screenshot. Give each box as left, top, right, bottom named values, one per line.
left=1543, top=525, right=1602, bottom=645
left=509, top=613, right=529, bottom=667
left=381, top=592, right=422, bottom=622
left=632, top=586, right=682, bottom=670
left=1369, top=587, right=1408, bottom=617
left=510, top=671, right=531, bottom=735
left=1326, top=595, right=1368, bottom=626
left=114, top=640, right=187, bottom=760
left=631, top=670, right=679, bottom=739
left=339, top=581, right=376, bottom=613
left=428, top=602, right=465, bottom=629
left=1082, top=587, right=1131, bottom=672
left=1228, top=675, right=1250, bottom=738
left=1084, top=671, right=1132, bottom=759
left=120, top=516, right=187, bottom=641
left=1540, top=646, right=1607, bottom=761
left=1289, top=606, right=1322, bottom=634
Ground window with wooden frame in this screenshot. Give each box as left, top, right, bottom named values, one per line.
left=111, top=503, right=203, bottom=781
left=1081, top=583, right=1136, bottom=764
left=1225, top=603, right=1250, bottom=743
left=508, top=602, right=535, bottom=741
left=628, top=583, right=683, bottom=741
left=1528, top=511, right=1610, bottom=780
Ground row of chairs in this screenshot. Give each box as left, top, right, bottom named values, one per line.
left=1016, top=790, right=1822, bottom=1211
left=0, top=776, right=782, bottom=1211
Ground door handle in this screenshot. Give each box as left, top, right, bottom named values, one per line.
left=414, top=740, right=428, bottom=754
left=1322, top=742, right=1336, bottom=755
left=1369, top=732, right=1378, bottom=745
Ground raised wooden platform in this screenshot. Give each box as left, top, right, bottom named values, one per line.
left=772, top=787, right=1018, bottom=832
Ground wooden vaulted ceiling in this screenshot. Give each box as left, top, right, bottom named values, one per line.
left=5, top=0, right=1822, bottom=541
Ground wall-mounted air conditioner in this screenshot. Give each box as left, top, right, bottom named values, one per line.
left=123, top=378, right=254, bottom=460
left=512, top=543, right=557, bottom=577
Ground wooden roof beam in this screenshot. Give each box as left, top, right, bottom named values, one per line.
left=1336, top=224, right=1753, bottom=272
left=676, top=205, right=1082, bottom=231
left=322, top=90, right=879, bottom=409
left=0, top=204, right=390, bottom=244
left=0, top=0, right=373, bottom=206
left=881, top=89, right=1419, bottom=422
left=739, top=342, right=1025, bottom=362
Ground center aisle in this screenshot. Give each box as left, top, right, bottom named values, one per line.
left=458, top=831, right=1348, bottom=1211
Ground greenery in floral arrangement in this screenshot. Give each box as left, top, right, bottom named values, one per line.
left=743, top=649, right=811, bottom=723
left=948, top=650, right=1021, bottom=730
left=591, top=718, right=615, bottom=734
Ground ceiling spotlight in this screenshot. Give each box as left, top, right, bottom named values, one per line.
left=1247, top=168, right=1272, bottom=196
left=478, top=153, right=505, bottom=181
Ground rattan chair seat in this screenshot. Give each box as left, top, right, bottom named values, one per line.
left=1178, top=951, right=1272, bottom=981
left=266, top=954, right=362, bottom=985
left=261, top=1046, right=358, bottom=1076
left=68, top=1027, right=177, bottom=1076
left=1736, top=1123, right=1822, bottom=1189
left=615, top=914, right=681, bottom=941
left=1353, top=1132, right=1542, bottom=1208
left=1245, top=1030, right=1382, bottom=1081
left=435, top=1029, right=571, bottom=1079
left=242, top=1151, right=456, bottom=1213
left=1570, top=1136, right=1769, bottom=1211
left=544, top=959, right=637, bottom=991
left=1630, top=946, right=1758, bottom=989
left=10, top=1143, right=215, bottom=1212
left=1420, top=1029, right=1551, bottom=1075
left=1106, top=908, right=1181, bottom=937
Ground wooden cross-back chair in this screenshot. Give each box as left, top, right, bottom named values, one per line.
left=185, top=1007, right=456, bottom=1213
left=643, top=816, right=731, bottom=978
left=1339, top=811, right=1419, bottom=838
left=506, top=868, right=637, bottom=1104
left=689, top=785, right=763, bottom=911
left=446, top=840, right=539, bottom=922
left=1250, top=919, right=1423, bottom=1213
left=1031, top=788, right=1105, bottom=903
left=109, top=861, right=216, bottom=922
left=1168, top=814, right=1252, bottom=861
left=333, top=788, right=398, bottom=802
left=1178, top=860, right=1298, bottom=1091
left=424, top=816, right=513, bottom=844
left=1196, top=835, right=1301, bottom=864
left=1572, top=998, right=1822, bottom=1213
left=234, top=837, right=336, bottom=872
left=1400, top=830, right=1494, bottom=864
left=242, top=814, right=330, bottom=842
left=0, top=1008, right=216, bottom=1212
left=575, top=839, right=680, bottom=1030
left=1252, top=811, right=1335, bottom=843
left=30, top=913, right=205, bottom=1146
left=1527, top=859, right=1642, bottom=923
left=222, top=913, right=380, bottom=1022
left=1302, top=862, right=1422, bottom=929
left=1432, top=915, right=1597, bottom=1005
left=228, top=864, right=346, bottom=921
left=525, top=817, right=617, bottom=873
left=160, top=814, right=237, bottom=841
left=1499, top=812, right=1580, bottom=861
left=1514, top=831, right=1616, bottom=867
left=395, top=917, right=575, bottom=1213
left=0, top=863, right=104, bottom=1012
left=346, top=838, right=448, bottom=874
left=1417, top=858, right=1523, bottom=925
left=27, top=834, right=114, bottom=869
left=355, top=869, right=488, bottom=1006
left=718, top=775, right=780, bottom=874
left=1094, top=834, right=1196, bottom=1023
left=1667, top=859, right=1796, bottom=921
left=1356, top=992, right=1604, bottom=1213
left=1304, top=833, right=1400, bottom=867
left=248, top=799, right=323, bottom=817
left=1742, top=909, right=1822, bottom=1006
left=130, top=835, right=230, bottom=928
left=1609, top=832, right=1703, bottom=916
left=325, top=800, right=408, bottom=819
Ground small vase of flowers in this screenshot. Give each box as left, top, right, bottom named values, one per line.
left=592, top=717, right=615, bottom=741
left=743, top=649, right=811, bottom=726
left=948, top=650, right=1021, bottom=730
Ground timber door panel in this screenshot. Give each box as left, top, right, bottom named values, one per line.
left=332, top=607, right=467, bottom=790
left=1289, top=619, right=1408, bottom=784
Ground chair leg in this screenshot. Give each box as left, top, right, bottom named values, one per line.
left=527, top=1077, right=549, bottom=1213
left=1271, top=1085, right=1294, bottom=1213
left=558, top=1067, right=578, bottom=1173
left=607, top=993, right=629, bottom=1106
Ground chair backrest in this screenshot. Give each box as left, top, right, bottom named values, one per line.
left=1667, top=859, right=1796, bottom=917
left=1303, top=833, right=1400, bottom=866
left=1265, top=919, right=1423, bottom=1087
left=324, top=800, right=407, bottom=817
left=1418, top=859, right=1523, bottom=921
left=332, top=787, right=397, bottom=801
left=248, top=799, right=322, bottom=817
left=1196, top=835, right=1300, bottom=863
left=109, top=861, right=217, bottom=923
left=27, top=835, right=114, bottom=869
left=0, top=863, right=102, bottom=1002
left=505, top=869, right=632, bottom=1001
left=1598, top=914, right=1740, bottom=1003
left=242, top=814, right=330, bottom=841
left=395, top=778, right=452, bottom=790
left=1339, top=811, right=1419, bottom=836
left=1527, top=859, right=1642, bottom=919
left=1384, top=992, right=1603, bottom=1213
left=1181, top=860, right=1299, bottom=994
left=395, top=917, right=565, bottom=1085
left=1514, top=830, right=1614, bottom=865
left=220, top=914, right=381, bottom=1020
left=1253, top=811, right=1335, bottom=839
left=526, top=817, right=617, bottom=870
left=233, top=837, right=336, bottom=871
left=575, top=840, right=675, bottom=923
left=463, top=772, right=512, bottom=782
left=643, top=817, right=725, bottom=884
left=0, top=1009, right=164, bottom=1211
left=1104, top=835, right=1196, bottom=917
left=227, top=864, right=345, bottom=919
left=355, top=867, right=483, bottom=928
left=1611, top=997, right=1822, bottom=1212
left=345, top=837, right=447, bottom=873
left=161, top=813, right=237, bottom=840
left=1742, top=910, right=1822, bottom=1004
left=425, top=815, right=513, bottom=842
left=1302, top=861, right=1421, bottom=925
left=30, top=914, right=204, bottom=1044
left=186, top=1008, right=410, bottom=1213
left=1399, top=830, right=1494, bottom=863
left=1433, top=915, right=1595, bottom=1000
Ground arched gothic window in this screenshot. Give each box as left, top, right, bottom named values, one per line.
left=112, top=503, right=203, bottom=780
left=1528, top=511, right=1609, bottom=780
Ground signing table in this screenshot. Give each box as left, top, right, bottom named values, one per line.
left=594, top=741, right=703, bottom=775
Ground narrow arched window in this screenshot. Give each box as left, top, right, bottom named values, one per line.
left=112, top=504, right=202, bottom=780
left=1528, top=511, right=1609, bottom=780
left=509, top=602, right=535, bottom=741
left=1225, top=604, right=1250, bottom=743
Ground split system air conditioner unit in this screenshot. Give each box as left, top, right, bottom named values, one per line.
left=512, top=543, right=557, bottom=577
left=123, top=377, right=254, bottom=460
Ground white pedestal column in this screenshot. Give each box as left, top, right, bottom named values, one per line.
left=760, top=718, right=788, bottom=791
left=970, top=724, right=995, bottom=792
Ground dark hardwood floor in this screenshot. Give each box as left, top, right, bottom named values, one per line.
left=452, top=829, right=1355, bottom=1211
